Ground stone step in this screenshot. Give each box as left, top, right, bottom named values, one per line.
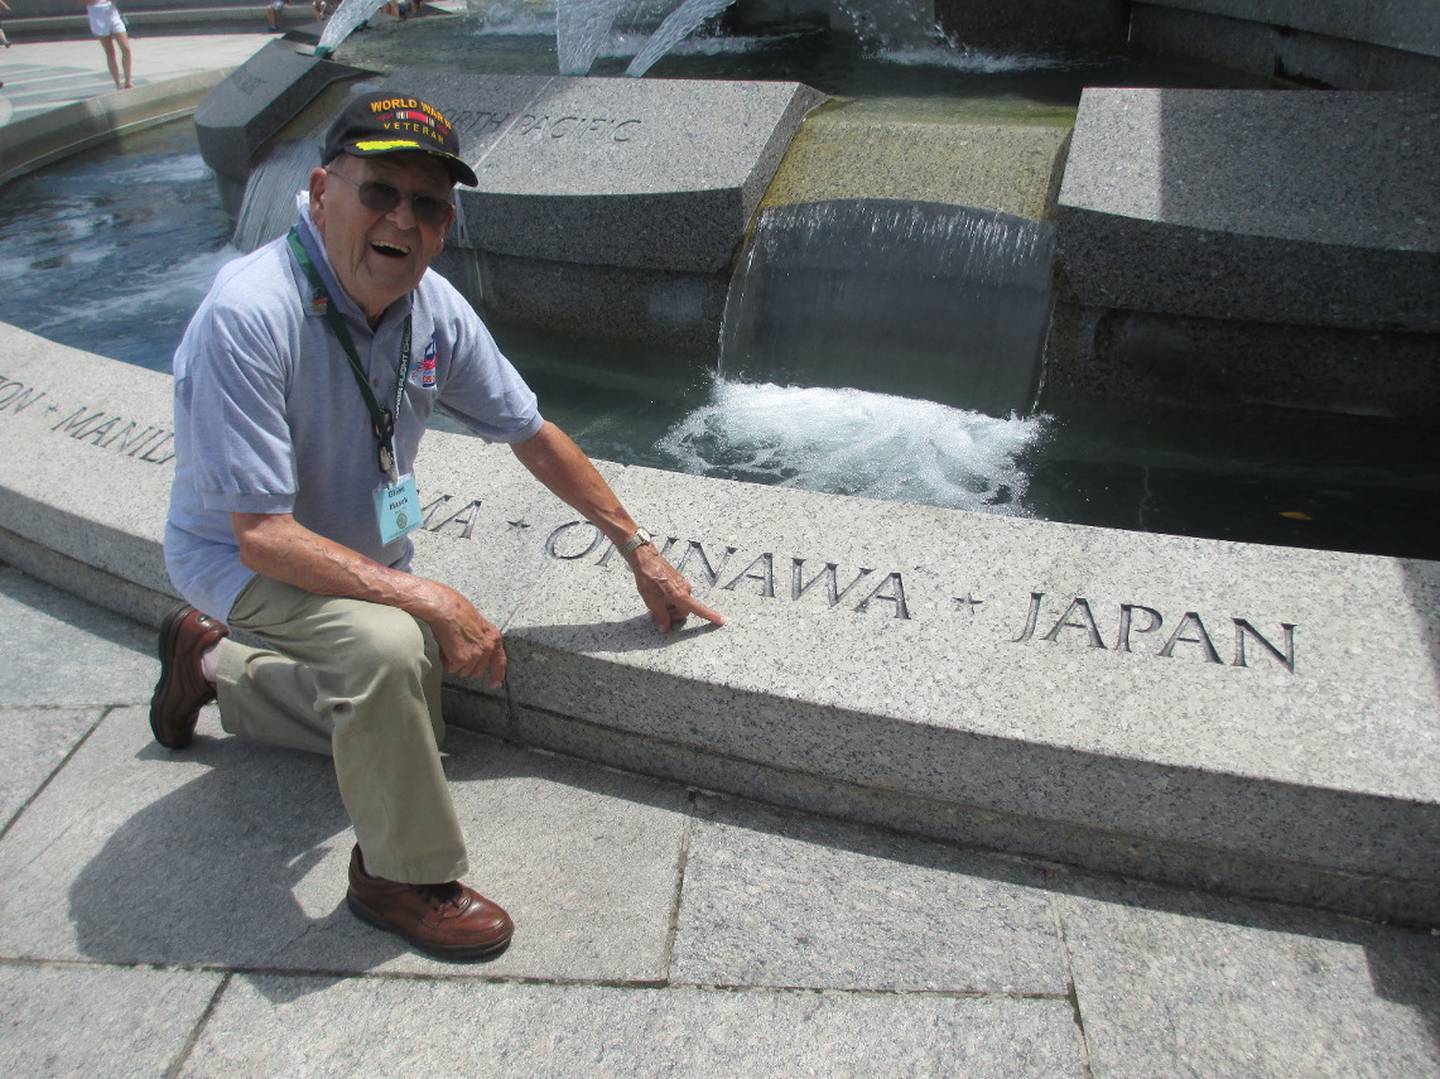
left=1, top=322, right=1438, bottom=927
left=1056, top=87, right=1440, bottom=333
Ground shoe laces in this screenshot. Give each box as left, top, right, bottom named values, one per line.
left=419, top=881, right=466, bottom=912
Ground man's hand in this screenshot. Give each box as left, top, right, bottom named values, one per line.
left=421, top=580, right=507, bottom=687
left=628, top=544, right=726, bottom=633
left=512, top=422, right=729, bottom=635
left=231, top=511, right=508, bottom=687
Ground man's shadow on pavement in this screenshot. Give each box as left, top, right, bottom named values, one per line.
left=68, top=723, right=500, bottom=1003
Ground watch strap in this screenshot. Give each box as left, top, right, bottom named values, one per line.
left=619, top=528, right=652, bottom=556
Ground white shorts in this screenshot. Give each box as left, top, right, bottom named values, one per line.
left=87, top=2, right=127, bottom=37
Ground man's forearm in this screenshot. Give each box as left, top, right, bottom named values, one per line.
left=511, top=421, right=641, bottom=545
left=230, top=512, right=447, bottom=622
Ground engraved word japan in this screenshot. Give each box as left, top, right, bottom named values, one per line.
left=418, top=502, right=1301, bottom=676
left=0, top=377, right=175, bottom=464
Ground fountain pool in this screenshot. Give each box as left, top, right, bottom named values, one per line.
left=0, top=119, right=1435, bottom=562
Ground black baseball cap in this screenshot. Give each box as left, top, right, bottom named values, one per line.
left=322, top=91, right=478, bottom=187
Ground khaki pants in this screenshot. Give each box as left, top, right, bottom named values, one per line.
left=215, top=575, right=468, bottom=884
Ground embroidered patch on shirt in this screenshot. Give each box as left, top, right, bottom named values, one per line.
left=413, top=334, right=438, bottom=388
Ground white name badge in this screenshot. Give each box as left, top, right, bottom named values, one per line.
left=373, top=473, right=421, bottom=544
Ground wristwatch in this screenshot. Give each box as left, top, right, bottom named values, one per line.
left=619, top=527, right=653, bottom=557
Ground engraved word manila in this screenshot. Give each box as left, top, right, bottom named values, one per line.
left=0, top=371, right=1297, bottom=676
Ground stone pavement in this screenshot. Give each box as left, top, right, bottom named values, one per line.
left=0, top=31, right=274, bottom=128
left=1, top=563, right=1439, bottom=1075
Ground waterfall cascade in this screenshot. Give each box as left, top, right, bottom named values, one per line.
left=719, top=199, right=1056, bottom=418
left=315, top=0, right=390, bottom=57
left=232, top=140, right=319, bottom=254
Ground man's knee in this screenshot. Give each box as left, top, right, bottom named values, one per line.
left=342, top=605, right=429, bottom=677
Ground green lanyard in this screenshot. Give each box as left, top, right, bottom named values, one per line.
left=287, top=228, right=412, bottom=484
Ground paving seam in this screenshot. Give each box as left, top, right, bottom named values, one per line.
left=164, top=971, right=232, bottom=1079
left=1046, top=867, right=1096, bottom=1079
left=0, top=956, right=1077, bottom=998
left=656, top=790, right=696, bottom=984
left=0, top=703, right=112, bottom=845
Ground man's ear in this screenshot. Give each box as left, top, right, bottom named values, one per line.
left=307, top=166, right=329, bottom=232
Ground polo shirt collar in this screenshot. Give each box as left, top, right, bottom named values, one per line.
left=292, top=203, right=415, bottom=333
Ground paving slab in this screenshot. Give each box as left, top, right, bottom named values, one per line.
left=0, top=567, right=155, bottom=707
left=671, top=793, right=1066, bottom=994
left=0, top=961, right=222, bottom=1078
left=182, top=973, right=1084, bottom=1077
left=1055, top=871, right=1440, bottom=1078
left=0, top=705, right=689, bottom=983
left=0, top=707, right=101, bottom=832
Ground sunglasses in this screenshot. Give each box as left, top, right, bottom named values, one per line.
left=325, top=169, right=453, bottom=229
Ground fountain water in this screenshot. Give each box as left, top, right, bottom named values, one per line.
left=314, top=0, right=391, bottom=58
left=625, top=0, right=737, bottom=77
left=719, top=200, right=1055, bottom=417
left=232, top=140, right=318, bottom=254
left=556, top=0, right=627, bottom=74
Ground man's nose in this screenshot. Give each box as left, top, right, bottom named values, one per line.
left=385, top=194, right=419, bottom=230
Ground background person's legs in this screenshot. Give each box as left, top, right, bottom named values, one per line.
left=114, top=31, right=132, bottom=88
left=215, top=575, right=466, bottom=885
left=99, top=35, right=121, bottom=89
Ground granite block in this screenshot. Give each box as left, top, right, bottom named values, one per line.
left=336, top=72, right=826, bottom=272
left=0, top=525, right=180, bottom=629
left=1056, top=89, right=1440, bottom=331
left=0, top=568, right=156, bottom=707
left=1269, top=19, right=1440, bottom=91
left=1136, top=0, right=1440, bottom=59
left=475, top=250, right=728, bottom=360
left=934, top=0, right=1128, bottom=50
left=0, top=963, right=223, bottom=1078
left=1041, top=301, right=1440, bottom=418
left=194, top=40, right=372, bottom=185
left=1055, top=870, right=1440, bottom=1078
left=671, top=793, right=1065, bottom=993
left=1130, top=4, right=1440, bottom=90
left=182, top=974, right=1082, bottom=1076
left=0, top=706, right=688, bottom=982
left=502, top=462, right=1440, bottom=908
left=0, top=324, right=186, bottom=598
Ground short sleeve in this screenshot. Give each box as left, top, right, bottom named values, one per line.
left=176, top=299, right=298, bottom=514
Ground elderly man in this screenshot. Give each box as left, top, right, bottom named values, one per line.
left=150, top=92, right=723, bottom=961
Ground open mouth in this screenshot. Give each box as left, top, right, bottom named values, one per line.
left=371, top=241, right=410, bottom=259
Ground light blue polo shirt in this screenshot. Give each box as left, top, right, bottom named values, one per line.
left=164, top=206, right=543, bottom=621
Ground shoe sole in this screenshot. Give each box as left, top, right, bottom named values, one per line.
left=346, top=892, right=514, bottom=961
left=149, top=607, right=195, bottom=749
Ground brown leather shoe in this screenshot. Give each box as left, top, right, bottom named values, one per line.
left=149, top=605, right=228, bottom=750
left=346, top=845, right=514, bottom=960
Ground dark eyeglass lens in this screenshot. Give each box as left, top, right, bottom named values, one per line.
left=356, top=181, right=450, bottom=227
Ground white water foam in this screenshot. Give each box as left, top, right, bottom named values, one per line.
left=106, top=152, right=214, bottom=186
left=875, top=43, right=1068, bottom=73
left=27, top=246, right=240, bottom=337
left=657, top=378, right=1044, bottom=513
